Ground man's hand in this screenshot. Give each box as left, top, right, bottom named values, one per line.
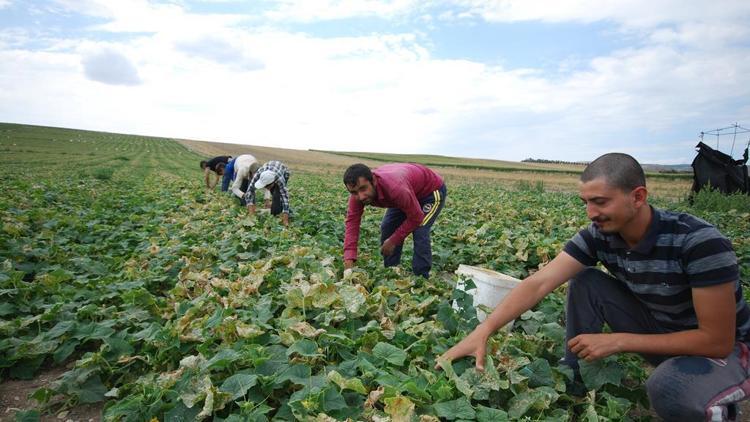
left=247, top=204, right=256, bottom=215
left=381, top=239, right=396, bottom=257
left=204, top=168, right=211, bottom=189
left=281, top=213, right=289, bottom=226
left=343, top=260, right=355, bottom=277
left=435, top=328, right=491, bottom=371
left=568, top=333, right=622, bottom=362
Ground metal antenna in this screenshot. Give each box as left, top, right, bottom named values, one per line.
left=716, top=129, right=720, bottom=150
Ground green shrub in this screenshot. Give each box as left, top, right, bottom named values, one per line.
left=92, top=167, right=114, bottom=180
left=516, top=179, right=545, bottom=193
left=114, top=156, right=131, bottom=161
left=689, top=189, right=750, bottom=213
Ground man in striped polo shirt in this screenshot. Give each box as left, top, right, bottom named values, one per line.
left=343, top=163, right=447, bottom=278
left=440, top=153, right=748, bottom=421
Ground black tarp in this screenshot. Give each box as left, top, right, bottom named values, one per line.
left=691, top=141, right=749, bottom=195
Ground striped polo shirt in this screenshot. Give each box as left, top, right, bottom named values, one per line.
left=564, top=206, right=750, bottom=342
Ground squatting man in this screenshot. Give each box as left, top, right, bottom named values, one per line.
left=439, top=153, right=749, bottom=421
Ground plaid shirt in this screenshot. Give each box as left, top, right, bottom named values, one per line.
left=244, top=161, right=291, bottom=213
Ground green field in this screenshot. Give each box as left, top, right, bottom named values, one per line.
left=1, top=123, right=748, bottom=421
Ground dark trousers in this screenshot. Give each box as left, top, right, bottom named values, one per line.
left=238, top=178, right=249, bottom=206
left=380, top=184, right=446, bottom=278
left=269, top=173, right=290, bottom=216
left=270, top=185, right=282, bottom=216
left=564, top=268, right=749, bottom=421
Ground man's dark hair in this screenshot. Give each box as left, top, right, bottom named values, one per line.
left=343, top=163, right=373, bottom=186
left=199, top=160, right=208, bottom=169
left=581, top=153, right=646, bottom=191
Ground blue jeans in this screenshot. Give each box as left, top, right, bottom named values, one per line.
left=380, top=184, right=446, bottom=278
left=221, top=158, right=235, bottom=192
left=564, top=268, right=749, bottom=421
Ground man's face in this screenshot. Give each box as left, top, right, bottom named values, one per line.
left=347, top=176, right=376, bottom=205
left=579, top=177, right=640, bottom=234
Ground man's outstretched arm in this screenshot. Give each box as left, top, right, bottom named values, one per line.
left=439, top=252, right=584, bottom=370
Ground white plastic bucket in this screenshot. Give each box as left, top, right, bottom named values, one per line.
left=454, top=264, right=522, bottom=329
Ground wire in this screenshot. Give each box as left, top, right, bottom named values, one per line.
left=699, top=123, right=750, bottom=158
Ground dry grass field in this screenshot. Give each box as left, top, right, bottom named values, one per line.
left=178, top=139, right=693, bottom=201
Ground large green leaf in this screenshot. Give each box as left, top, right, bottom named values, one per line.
left=164, top=401, right=201, bottom=422
left=475, top=404, right=508, bottom=422
left=580, top=358, right=624, bottom=390
left=276, top=364, right=312, bottom=385
left=77, top=375, right=108, bottom=404
left=327, top=370, right=367, bottom=394
left=322, top=387, right=348, bottom=412
left=372, top=342, right=406, bottom=366
left=286, top=339, right=323, bottom=358
left=45, top=321, right=76, bottom=339
left=203, top=348, right=241, bottom=371
left=434, top=397, right=476, bottom=420
left=507, top=386, right=559, bottom=419
left=219, top=373, right=258, bottom=401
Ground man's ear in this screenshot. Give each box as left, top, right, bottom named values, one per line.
left=631, top=186, right=648, bottom=207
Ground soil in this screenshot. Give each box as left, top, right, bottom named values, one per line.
left=0, top=367, right=104, bottom=422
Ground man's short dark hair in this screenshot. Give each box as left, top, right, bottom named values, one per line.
left=343, top=163, right=373, bottom=186
left=581, top=153, right=646, bottom=192
left=199, top=160, right=208, bottom=169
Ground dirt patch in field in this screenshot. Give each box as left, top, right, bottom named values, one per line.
left=0, top=367, right=103, bottom=422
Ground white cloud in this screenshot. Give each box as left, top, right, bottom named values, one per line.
left=50, top=0, right=244, bottom=33
left=447, top=0, right=750, bottom=28
left=0, top=0, right=12, bottom=9
left=2, top=0, right=749, bottom=163
left=174, top=34, right=264, bottom=71
left=264, top=0, right=424, bottom=22
left=82, top=48, right=142, bottom=85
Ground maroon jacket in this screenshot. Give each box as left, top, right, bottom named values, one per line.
left=344, top=163, right=444, bottom=261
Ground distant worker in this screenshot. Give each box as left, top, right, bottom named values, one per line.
left=439, top=153, right=749, bottom=421
left=220, top=157, right=236, bottom=192
left=343, top=163, right=447, bottom=278
left=229, top=154, right=261, bottom=206
left=200, top=155, right=231, bottom=190
left=245, top=160, right=291, bottom=226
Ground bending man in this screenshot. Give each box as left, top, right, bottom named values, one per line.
left=228, top=154, right=261, bottom=206
left=245, top=160, right=291, bottom=226
left=440, top=153, right=749, bottom=421
left=343, top=163, right=447, bottom=278
left=200, top=155, right=231, bottom=190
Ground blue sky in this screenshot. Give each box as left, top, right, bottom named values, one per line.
left=1, top=0, right=749, bottom=164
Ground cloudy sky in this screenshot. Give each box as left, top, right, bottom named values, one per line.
left=1, top=0, right=749, bottom=163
